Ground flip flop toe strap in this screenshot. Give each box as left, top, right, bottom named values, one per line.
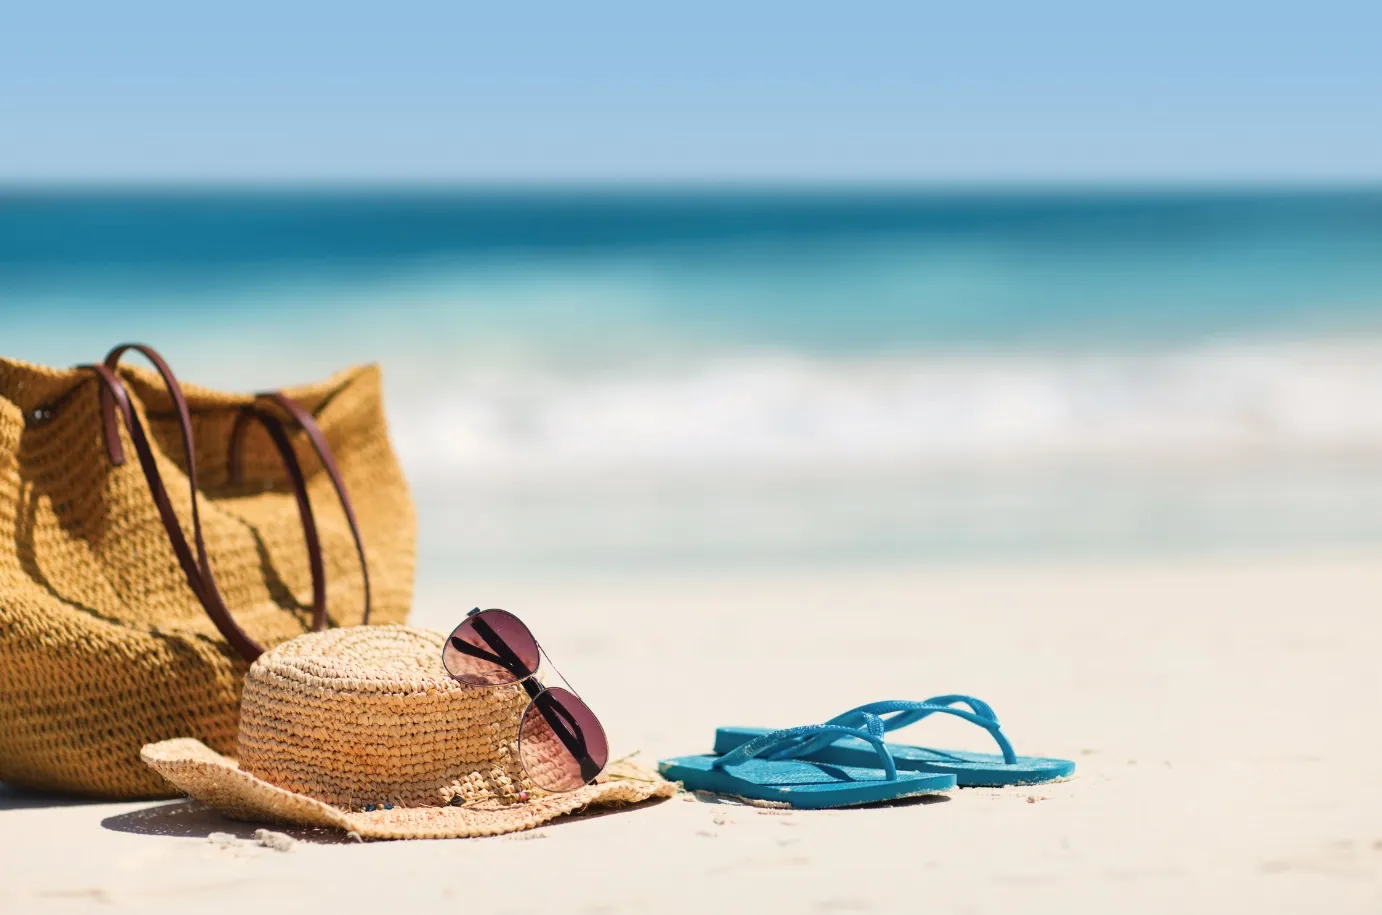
left=711, top=723, right=900, bottom=780
left=765, top=696, right=1019, bottom=765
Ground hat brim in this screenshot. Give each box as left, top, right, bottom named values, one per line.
left=141, top=738, right=677, bottom=840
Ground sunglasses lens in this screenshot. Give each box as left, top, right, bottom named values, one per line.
left=519, top=687, right=609, bottom=792
left=442, top=610, right=540, bottom=686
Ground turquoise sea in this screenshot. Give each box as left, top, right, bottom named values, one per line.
left=5, top=189, right=1382, bottom=575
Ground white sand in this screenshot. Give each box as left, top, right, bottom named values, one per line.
left=3, top=550, right=1381, bottom=913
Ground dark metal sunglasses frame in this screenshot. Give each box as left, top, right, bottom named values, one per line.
left=444, top=608, right=605, bottom=789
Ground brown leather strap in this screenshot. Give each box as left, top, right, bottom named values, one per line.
left=84, top=364, right=207, bottom=607
left=233, top=406, right=329, bottom=632
left=95, top=378, right=127, bottom=467
left=254, top=391, right=372, bottom=625
left=86, top=343, right=367, bottom=660
left=225, top=408, right=254, bottom=486
left=84, top=356, right=264, bottom=662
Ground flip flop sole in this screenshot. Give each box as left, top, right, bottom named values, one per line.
left=657, top=755, right=956, bottom=809
left=713, top=727, right=1076, bottom=787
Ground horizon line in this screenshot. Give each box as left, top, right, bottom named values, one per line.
left=4, top=178, right=1382, bottom=197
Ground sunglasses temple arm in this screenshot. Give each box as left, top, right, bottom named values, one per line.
left=537, top=647, right=581, bottom=698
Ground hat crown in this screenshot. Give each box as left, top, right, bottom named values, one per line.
left=236, top=625, right=530, bottom=808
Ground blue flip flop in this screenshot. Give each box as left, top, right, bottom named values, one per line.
left=659, top=721, right=957, bottom=809
left=712, top=696, right=1075, bottom=787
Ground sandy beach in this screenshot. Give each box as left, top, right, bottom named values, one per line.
left=8, top=6, right=1382, bottom=911
left=3, top=548, right=1379, bottom=914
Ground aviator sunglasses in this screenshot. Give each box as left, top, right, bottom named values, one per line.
left=442, top=608, right=609, bottom=793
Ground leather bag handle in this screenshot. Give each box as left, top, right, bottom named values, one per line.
left=83, top=343, right=359, bottom=661
left=234, top=405, right=329, bottom=632
left=227, top=392, right=372, bottom=626
left=83, top=354, right=265, bottom=661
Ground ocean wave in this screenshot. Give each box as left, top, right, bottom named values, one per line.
left=385, top=339, right=1382, bottom=479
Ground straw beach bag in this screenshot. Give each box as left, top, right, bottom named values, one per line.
left=0, top=344, right=416, bottom=798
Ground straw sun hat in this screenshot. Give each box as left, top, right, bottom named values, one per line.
left=141, top=625, right=675, bottom=839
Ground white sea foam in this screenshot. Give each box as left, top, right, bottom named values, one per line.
left=384, top=338, right=1382, bottom=481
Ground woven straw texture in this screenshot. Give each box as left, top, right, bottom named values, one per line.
left=141, top=626, right=676, bottom=839
left=0, top=356, right=416, bottom=798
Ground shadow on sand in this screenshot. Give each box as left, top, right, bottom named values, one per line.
left=99, top=795, right=676, bottom=843
left=100, top=800, right=353, bottom=844
left=684, top=788, right=952, bottom=810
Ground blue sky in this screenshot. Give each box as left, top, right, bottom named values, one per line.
left=2, top=2, right=1381, bottom=184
